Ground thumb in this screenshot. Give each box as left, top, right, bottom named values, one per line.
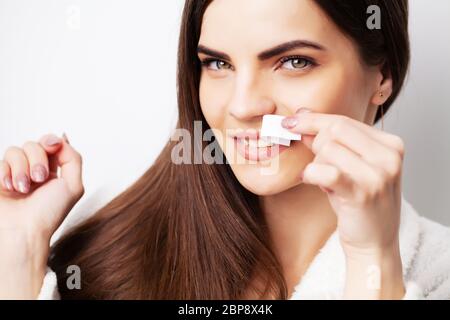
left=54, top=133, right=84, bottom=197
left=301, top=134, right=315, bottom=150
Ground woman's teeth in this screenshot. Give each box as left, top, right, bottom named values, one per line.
left=241, top=138, right=275, bottom=148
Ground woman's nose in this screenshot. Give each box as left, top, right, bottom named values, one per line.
left=228, top=72, right=276, bottom=121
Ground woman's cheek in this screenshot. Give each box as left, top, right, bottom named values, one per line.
left=199, top=79, right=230, bottom=129
left=271, top=66, right=368, bottom=119
left=269, top=71, right=341, bottom=114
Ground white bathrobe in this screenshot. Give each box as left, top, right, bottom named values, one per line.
left=37, top=185, right=450, bottom=300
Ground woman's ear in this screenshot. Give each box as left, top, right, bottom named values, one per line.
left=370, top=65, right=393, bottom=105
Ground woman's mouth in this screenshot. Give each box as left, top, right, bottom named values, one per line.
left=230, top=131, right=289, bottom=162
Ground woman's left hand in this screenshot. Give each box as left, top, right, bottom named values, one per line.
left=282, top=109, right=406, bottom=299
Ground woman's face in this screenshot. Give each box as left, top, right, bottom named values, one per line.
left=198, top=0, right=385, bottom=195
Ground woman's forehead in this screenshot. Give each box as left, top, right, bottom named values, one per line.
left=199, top=0, right=347, bottom=55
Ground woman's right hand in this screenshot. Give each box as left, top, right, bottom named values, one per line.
left=0, top=133, right=84, bottom=299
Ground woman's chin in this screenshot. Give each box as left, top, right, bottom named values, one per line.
left=230, top=164, right=301, bottom=196
left=224, top=141, right=312, bottom=196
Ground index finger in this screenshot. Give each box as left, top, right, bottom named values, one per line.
left=282, top=112, right=338, bottom=135
left=282, top=112, right=404, bottom=152
left=38, top=134, right=64, bottom=175
left=38, top=134, right=64, bottom=153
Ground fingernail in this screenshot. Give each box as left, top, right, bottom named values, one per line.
left=295, top=107, right=312, bottom=114
left=62, top=132, right=70, bottom=144
left=16, top=174, right=30, bottom=194
left=46, top=136, right=62, bottom=146
left=319, top=186, right=333, bottom=194
left=3, top=176, right=13, bottom=191
left=31, top=164, right=47, bottom=183
left=281, top=116, right=298, bottom=129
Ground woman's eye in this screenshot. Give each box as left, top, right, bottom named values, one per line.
left=280, top=57, right=313, bottom=70
left=201, top=59, right=232, bottom=71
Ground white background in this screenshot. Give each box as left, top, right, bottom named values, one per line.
left=1, top=0, right=449, bottom=226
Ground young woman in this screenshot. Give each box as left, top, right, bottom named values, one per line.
left=1, top=0, right=449, bottom=300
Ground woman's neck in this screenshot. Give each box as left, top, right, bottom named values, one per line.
left=260, top=184, right=337, bottom=294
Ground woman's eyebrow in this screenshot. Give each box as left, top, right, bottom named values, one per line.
left=197, top=40, right=325, bottom=62
left=257, top=40, right=326, bottom=61
left=197, top=45, right=231, bottom=61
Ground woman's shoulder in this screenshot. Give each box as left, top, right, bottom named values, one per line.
left=400, top=197, right=450, bottom=299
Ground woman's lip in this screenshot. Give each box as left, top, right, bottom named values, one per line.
left=232, top=137, right=289, bottom=162
left=228, top=130, right=260, bottom=140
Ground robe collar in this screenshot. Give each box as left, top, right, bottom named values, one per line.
left=289, top=195, right=421, bottom=299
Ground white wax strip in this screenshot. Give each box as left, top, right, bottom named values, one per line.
left=260, top=114, right=302, bottom=147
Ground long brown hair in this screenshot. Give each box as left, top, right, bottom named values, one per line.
left=49, top=0, right=410, bottom=299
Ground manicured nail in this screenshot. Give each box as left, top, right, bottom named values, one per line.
left=281, top=116, right=298, bottom=129
left=45, top=136, right=62, bottom=146
left=62, top=132, right=70, bottom=144
left=31, top=164, right=47, bottom=183
left=16, top=174, right=30, bottom=193
left=3, top=176, right=13, bottom=191
left=320, top=186, right=333, bottom=194
left=295, top=107, right=312, bottom=114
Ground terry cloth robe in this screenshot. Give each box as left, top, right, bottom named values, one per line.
left=36, top=184, right=450, bottom=300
